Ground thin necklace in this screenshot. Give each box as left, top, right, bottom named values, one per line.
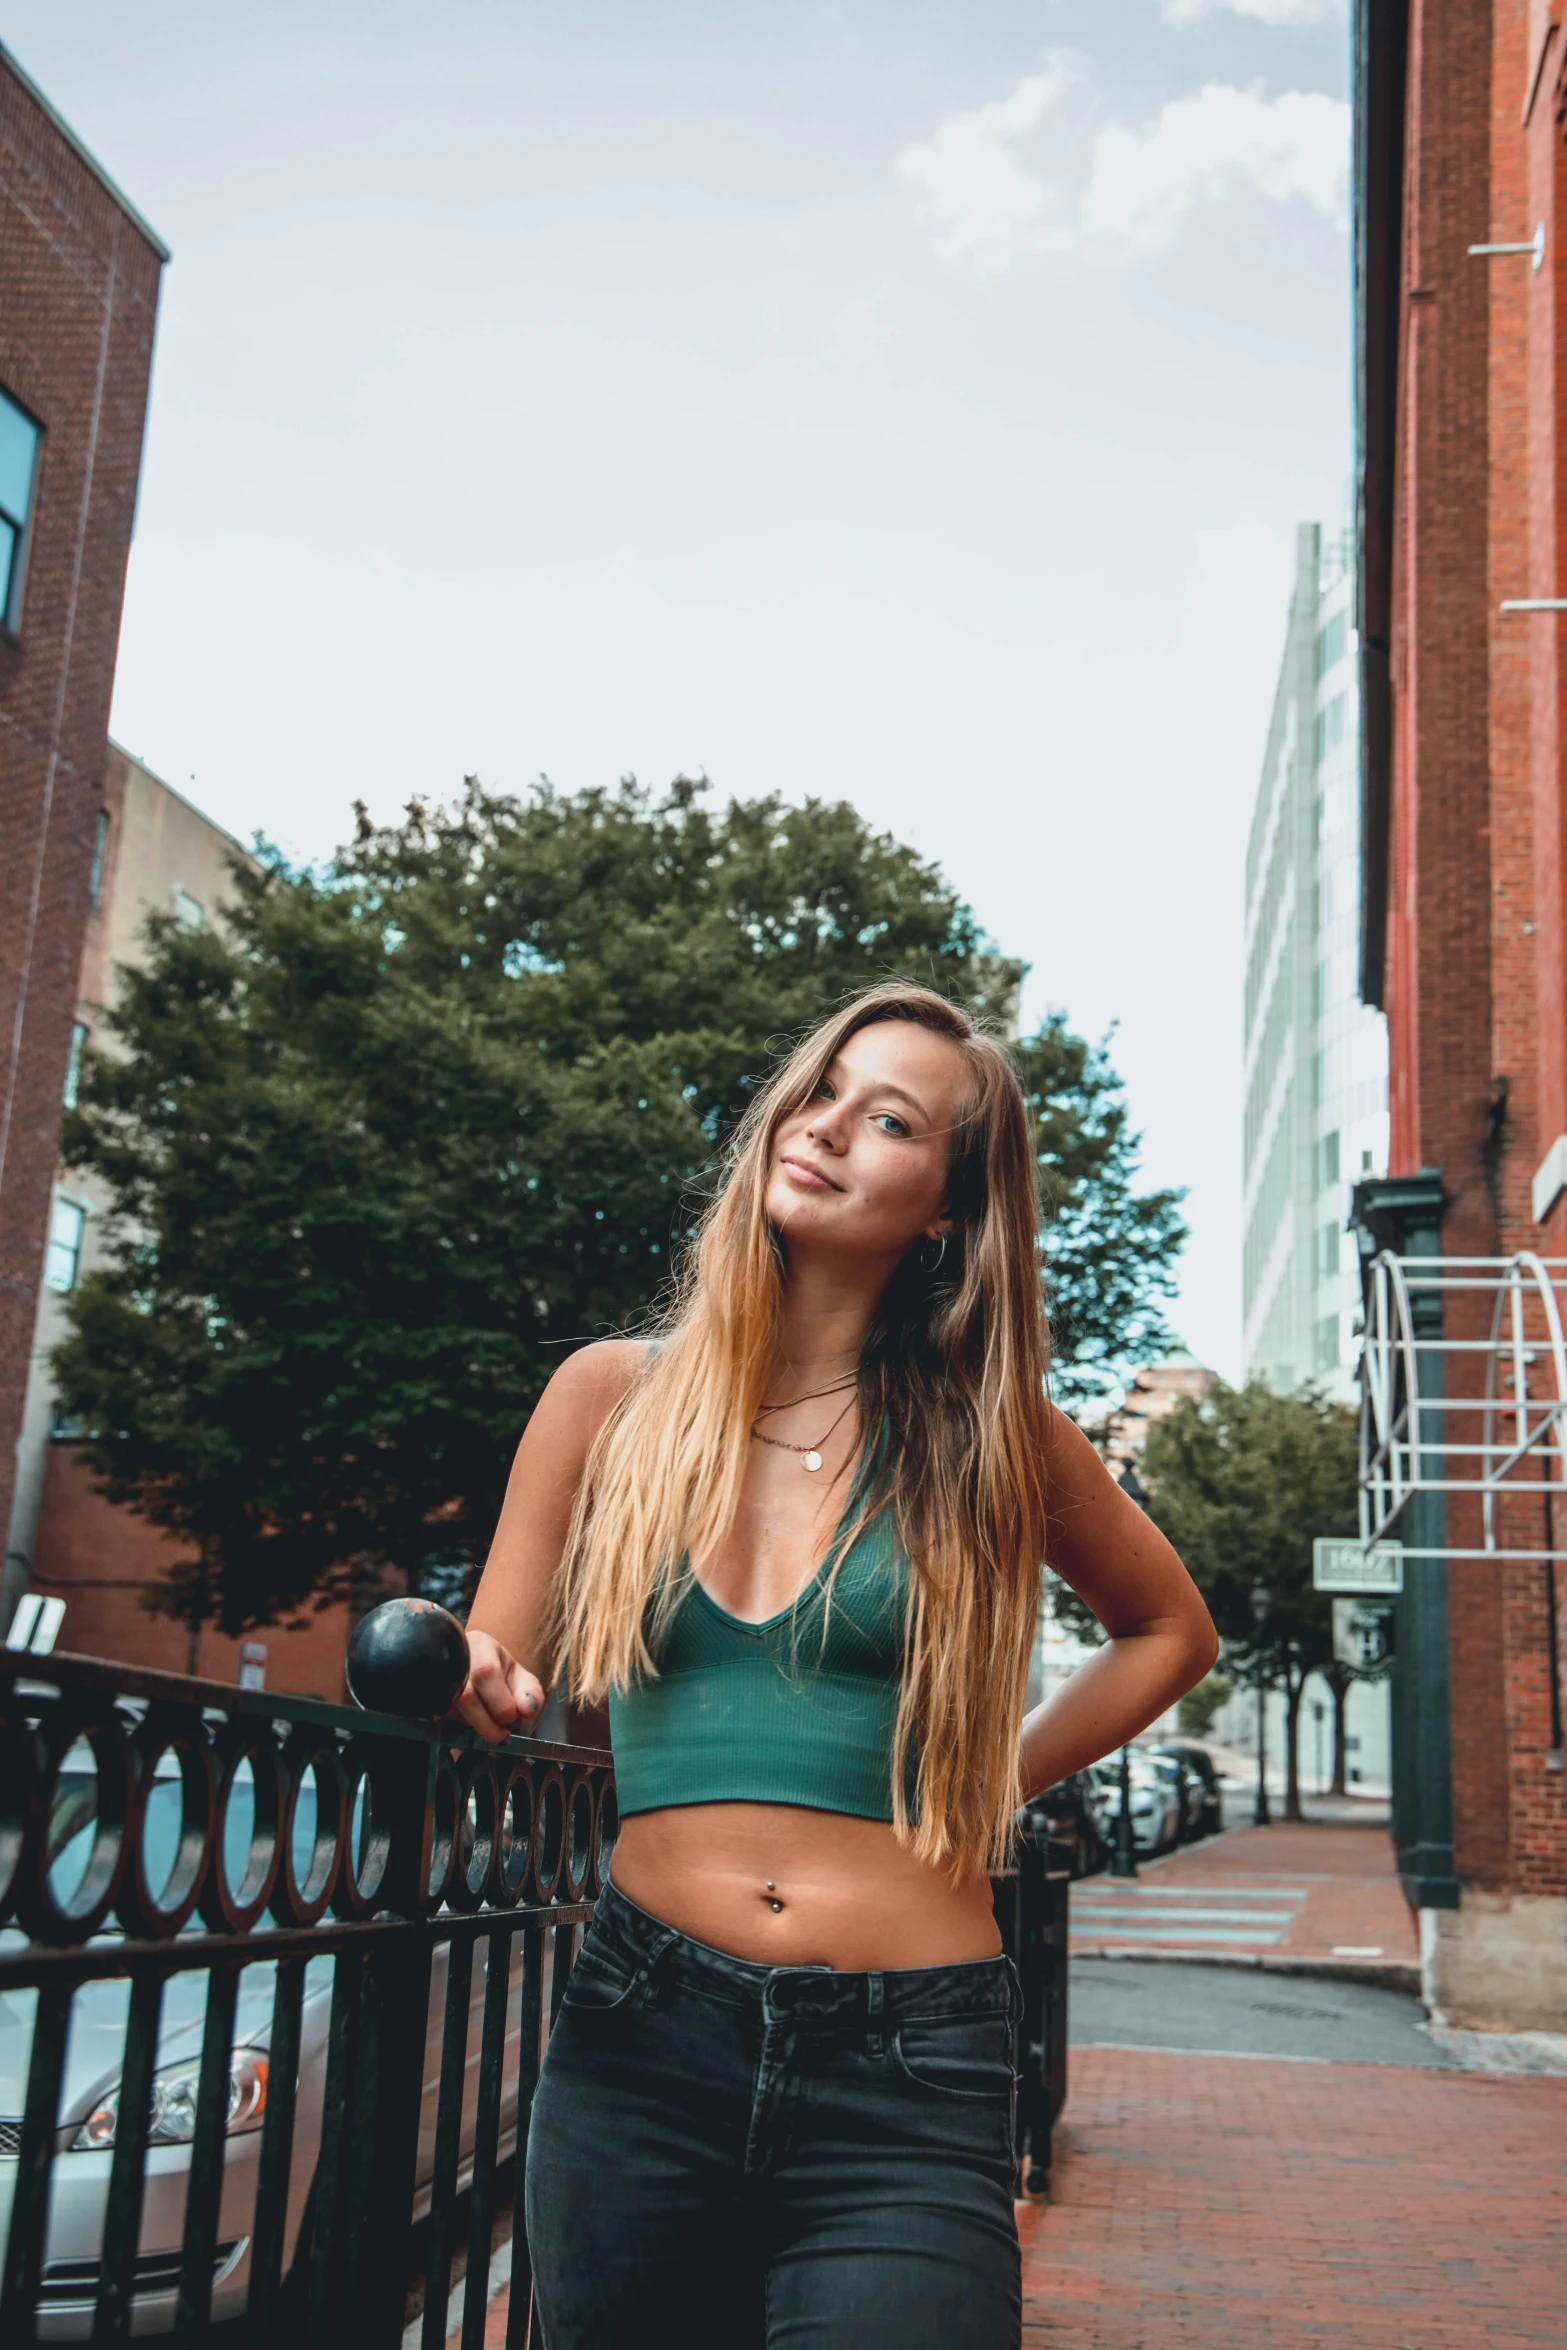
left=751, top=1392, right=857, bottom=1474
left=755, top=1374, right=858, bottom=1418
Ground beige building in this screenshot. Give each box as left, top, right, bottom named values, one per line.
left=1100, top=1345, right=1217, bottom=1480
left=3, top=749, right=352, bottom=1695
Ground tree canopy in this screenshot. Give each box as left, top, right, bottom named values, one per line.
left=1138, top=1381, right=1360, bottom=1813
left=57, top=775, right=1184, bottom=1635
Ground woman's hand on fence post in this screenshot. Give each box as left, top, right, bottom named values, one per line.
left=456, top=1629, right=545, bottom=1743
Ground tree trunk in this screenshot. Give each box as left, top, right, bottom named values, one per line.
left=1283, top=1666, right=1306, bottom=1822
left=1326, top=1663, right=1352, bottom=1795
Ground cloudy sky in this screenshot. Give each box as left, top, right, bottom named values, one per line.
left=11, top=0, right=1354, bottom=1377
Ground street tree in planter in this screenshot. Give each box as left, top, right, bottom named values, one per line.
left=1137, top=1382, right=1360, bottom=1819
left=55, top=774, right=1184, bottom=1641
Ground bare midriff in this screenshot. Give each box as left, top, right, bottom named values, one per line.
left=609, top=1803, right=1003, bottom=1971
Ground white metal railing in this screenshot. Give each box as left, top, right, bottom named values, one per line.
left=1358, top=1253, right=1567, bottom=1561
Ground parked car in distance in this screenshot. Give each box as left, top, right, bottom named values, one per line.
left=1084, top=1754, right=1182, bottom=1857
left=1148, top=1742, right=1225, bottom=1839
left=1027, top=1772, right=1105, bottom=1878
left=1143, top=1750, right=1204, bottom=1844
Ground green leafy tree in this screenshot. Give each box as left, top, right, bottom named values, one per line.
left=1138, top=1383, right=1359, bottom=1819
left=1177, top=1671, right=1232, bottom=1740
left=56, top=776, right=1184, bottom=1637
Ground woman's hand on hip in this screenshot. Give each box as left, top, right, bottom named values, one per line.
left=456, top=1628, right=545, bottom=1744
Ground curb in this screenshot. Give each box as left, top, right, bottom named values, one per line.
left=1070, top=1943, right=1421, bottom=1995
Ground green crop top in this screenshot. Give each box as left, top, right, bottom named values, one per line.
left=607, top=1497, right=913, bottom=1823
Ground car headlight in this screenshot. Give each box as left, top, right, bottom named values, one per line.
left=72, top=2050, right=268, bottom=2150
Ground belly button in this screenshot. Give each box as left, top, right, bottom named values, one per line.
left=765, top=1880, right=783, bottom=1912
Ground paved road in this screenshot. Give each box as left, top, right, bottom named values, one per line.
left=1070, top=1953, right=1462, bottom=2067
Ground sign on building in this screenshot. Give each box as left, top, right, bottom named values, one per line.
left=1332, top=1598, right=1397, bottom=1679
left=1312, top=1537, right=1404, bottom=1593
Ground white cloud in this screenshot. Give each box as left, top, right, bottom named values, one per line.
left=1081, top=83, right=1349, bottom=251
left=896, top=63, right=1074, bottom=269
left=1161, top=0, right=1345, bottom=25
left=901, top=72, right=1349, bottom=271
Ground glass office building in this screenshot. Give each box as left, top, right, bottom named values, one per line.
left=1242, top=523, right=1389, bottom=1402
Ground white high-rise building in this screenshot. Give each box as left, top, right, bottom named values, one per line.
left=1242, top=523, right=1389, bottom=1402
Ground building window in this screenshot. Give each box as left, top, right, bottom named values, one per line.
left=173, top=887, right=205, bottom=932
left=89, top=809, right=111, bottom=906
left=1313, top=1313, right=1340, bottom=1371
left=1361, top=1147, right=1374, bottom=1173
left=1317, top=1220, right=1340, bottom=1279
left=0, top=383, right=42, bottom=632
left=63, top=1021, right=88, bottom=1108
left=1313, top=959, right=1328, bottom=1019
left=1313, top=696, right=1346, bottom=761
left=44, top=1196, right=87, bottom=1293
left=1316, top=611, right=1346, bottom=678
left=1312, top=1048, right=1327, bottom=1107
left=1317, top=1130, right=1340, bottom=1189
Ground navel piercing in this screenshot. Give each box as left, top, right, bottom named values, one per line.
left=766, top=1880, right=776, bottom=1890
left=770, top=1900, right=783, bottom=1912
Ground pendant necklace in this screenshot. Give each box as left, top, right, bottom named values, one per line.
left=751, top=1392, right=857, bottom=1474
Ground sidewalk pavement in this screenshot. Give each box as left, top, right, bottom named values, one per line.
left=1021, top=2045, right=1567, bottom=2348
left=1071, top=1812, right=1420, bottom=1990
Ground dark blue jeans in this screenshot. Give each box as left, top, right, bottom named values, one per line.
left=525, top=1879, right=1022, bottom=2348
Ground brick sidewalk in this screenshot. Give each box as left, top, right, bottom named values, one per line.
left=1024, top=2045, right=1567, bottom=2347
left=464, top=2040, right=1566, bottom=2347
left=1071, top=1816, right=1420, bottom=1987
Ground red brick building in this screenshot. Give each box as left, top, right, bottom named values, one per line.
left=0, top=44, right=166, bottom=1579
left=1355, top=0, right=1567, bottom=2027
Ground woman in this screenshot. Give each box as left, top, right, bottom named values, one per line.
left=458, top=982, right=1216, bottom=2349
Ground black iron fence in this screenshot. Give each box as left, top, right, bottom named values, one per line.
left=0, top=1642, right=1067, bottom=2350
left=992, top=1803, right=1071, bottom=2194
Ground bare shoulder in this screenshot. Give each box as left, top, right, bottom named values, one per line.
left=547, top=1337, right=655, bottom=1404
left=506, top=1339, right=655, bottom=1498
left=532, top=1338, right=655, bottom=1441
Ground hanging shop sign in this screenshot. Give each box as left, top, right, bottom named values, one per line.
left=1313, top=1537, right=1404, bottom=1594
left=1332, top=1598, right=1397, bottom=1680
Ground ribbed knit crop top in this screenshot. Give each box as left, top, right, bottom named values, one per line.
left=607, top=1494, right=913, bottom=1823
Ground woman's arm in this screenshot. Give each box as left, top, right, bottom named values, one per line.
left=1018, top=1406, right=1218, bottom=1798
left=455, top=1339, right=650, bottom=1744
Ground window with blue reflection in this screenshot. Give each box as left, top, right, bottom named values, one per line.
left=0, top=383, right=43, bottom=631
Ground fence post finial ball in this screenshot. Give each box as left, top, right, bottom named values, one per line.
left=346, top=1598, right=470, bottom=1720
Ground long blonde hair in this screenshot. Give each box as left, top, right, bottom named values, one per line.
left=553, top=982, right=1052, bottom=1874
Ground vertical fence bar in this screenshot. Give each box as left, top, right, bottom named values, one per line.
left=354, top=1926, right=437, bottom=2347
left=504, top=1925, right=545, bottom=2350
left=548, top=1918, right=575, bottom=2030
left=172, top=1960, right=241, bottom=2348
left=91, top=1966, right=166, bottom=2345
left=0, top=1973, right=74, bottom=2346
left=420, top=1930, right=476, bottom=2350
left=306, top=1945, right=364, bottom=2346
left=459, top=1923, right=513, bottom=2350
left=245, top=1954, right=305, bottom=2350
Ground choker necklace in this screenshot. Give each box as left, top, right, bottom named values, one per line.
left=750, top=1392, right=857, bottom=1473
left=754, top=1374, right=858, bottom=1419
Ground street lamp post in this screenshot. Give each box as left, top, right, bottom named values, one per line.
left=1250, top=1578, right=1272, bottom=1828
left=1109, top=1742, right=1138, bottom=1878
left=1312, top=1698, right=1325, bottom=1796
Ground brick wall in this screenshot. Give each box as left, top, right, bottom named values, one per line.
left=0, top=51, right=165, bottom=1549
left=1381, top=0, right=1567, bottom=1914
